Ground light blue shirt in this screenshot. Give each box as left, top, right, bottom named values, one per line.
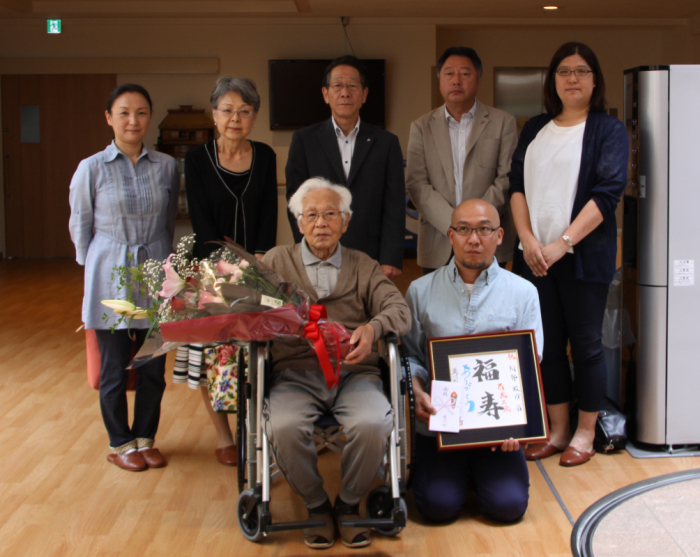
left=300, top=238, right=342, bottom=299
left=402, top=257, right=544, bottom=436
left=68, top=141, right=179, bottom=329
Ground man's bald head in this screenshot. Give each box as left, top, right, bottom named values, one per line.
left=447, top=198, right=504, bottom=282
left=451, top=198, right=500, bottom=228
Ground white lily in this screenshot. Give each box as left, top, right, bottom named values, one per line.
left=123, top=308, right=152, bottom=319
left=101, top=300, right=151, bottom=320
left=102, top=299, right=137, bottom=312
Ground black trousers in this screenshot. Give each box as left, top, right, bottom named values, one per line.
left=521, top=254, right=609, bottom=412
left=95, top=329, right=166, bottom=449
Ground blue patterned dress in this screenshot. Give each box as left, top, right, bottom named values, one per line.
left=69, top=141, right=179, bottom=329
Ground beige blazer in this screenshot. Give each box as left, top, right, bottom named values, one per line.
left=406, top=102, right=518, bottom=268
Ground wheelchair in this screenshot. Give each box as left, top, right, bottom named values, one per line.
left=235, top=333, right=416, bottom=542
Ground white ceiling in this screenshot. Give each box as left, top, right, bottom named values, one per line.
left=0, top=0, right=698, bottom=20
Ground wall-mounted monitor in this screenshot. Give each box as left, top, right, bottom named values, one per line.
left=268, top=59, right=385, bottom=130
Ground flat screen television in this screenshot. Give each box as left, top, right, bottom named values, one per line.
left=268, top=59, right=385, bottom=130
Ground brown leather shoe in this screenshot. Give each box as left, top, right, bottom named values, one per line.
left=560, top=446, right=595, bottom=467
left=215, top=445, right=237, bottom=466
left=107, top=451, right=147, bottom=471
left=140, top=448, right=166, bottom=468
left=524, top=442, right=565, bottom=461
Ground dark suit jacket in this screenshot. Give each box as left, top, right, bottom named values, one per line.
left=285, top=118, right=406, bottom=269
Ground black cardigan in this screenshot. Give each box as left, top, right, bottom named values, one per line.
left=508, top=112, right=629, bottom=284
left=185, top=140, right=278, bottom=259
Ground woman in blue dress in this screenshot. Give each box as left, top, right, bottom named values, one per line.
left=69, top=84, right=179, bottom=472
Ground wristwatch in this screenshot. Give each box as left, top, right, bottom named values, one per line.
left=562, top=234, right=573, bottom=248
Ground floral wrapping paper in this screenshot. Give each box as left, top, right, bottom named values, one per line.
left=205, top=343, right=245, bottom=413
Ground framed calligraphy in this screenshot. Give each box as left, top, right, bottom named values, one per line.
left=428, top=330, right=549, bottom=450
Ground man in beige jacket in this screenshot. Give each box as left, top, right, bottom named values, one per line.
left=407, top=46, right=518, bottom=272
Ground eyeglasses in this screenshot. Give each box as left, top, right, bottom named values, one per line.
left=450, top=225, right=500, bottom=237
left=328, top=83, right=361, bottom=93
left=556, top=68, right=594, bottom=77
left=217, top=108, right=255, bottom=119
left=302, top=210, right=344, bottom=222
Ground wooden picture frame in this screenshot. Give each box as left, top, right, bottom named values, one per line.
left=428, top=329, right=549, bottom=450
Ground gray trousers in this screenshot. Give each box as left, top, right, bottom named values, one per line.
left=264, top=368, right=393, bottom=508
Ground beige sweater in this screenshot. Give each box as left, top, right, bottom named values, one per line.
left=263, top=243, right=411, bottom=373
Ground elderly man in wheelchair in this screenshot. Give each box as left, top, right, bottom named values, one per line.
left=261, top=177, right=411, bottom=549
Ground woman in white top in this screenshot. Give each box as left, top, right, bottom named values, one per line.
left=508, top=43, right=628, bottom=467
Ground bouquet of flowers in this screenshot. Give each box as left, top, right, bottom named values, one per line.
left=102, top=235, right=352, bottom=388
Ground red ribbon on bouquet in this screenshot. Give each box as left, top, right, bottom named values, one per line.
left=303, top=304, right=341, bottom=390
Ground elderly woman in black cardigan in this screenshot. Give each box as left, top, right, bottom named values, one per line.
left=509, top=42, right=628, bottom=467
left=177, top=76, right=277, bottom=466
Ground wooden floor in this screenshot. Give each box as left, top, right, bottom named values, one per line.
left=1, top=258, right=698, bottom=557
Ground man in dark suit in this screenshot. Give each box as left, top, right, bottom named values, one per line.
left=285, top=55, right=406, bottom=278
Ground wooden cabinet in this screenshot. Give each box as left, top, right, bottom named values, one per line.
left=155, top=105, right=214, bottom=217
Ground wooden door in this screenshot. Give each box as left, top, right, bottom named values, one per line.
left=2, top=74, right=116, bottom=257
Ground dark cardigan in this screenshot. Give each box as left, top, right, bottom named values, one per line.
left=508, top=112, right=629, bottom=284
left=185, top=140, right=278, bottom=259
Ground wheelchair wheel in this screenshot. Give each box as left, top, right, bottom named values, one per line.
left=236, top=345, right=247, bottom=494
left=366, top=485, right=408, bottom=536
left=237, top=488, right=264, bottom=542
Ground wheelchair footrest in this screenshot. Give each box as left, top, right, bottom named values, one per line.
left=266, top=519, right=326, bottom=533
left=340, top=518, right=400, bottom=529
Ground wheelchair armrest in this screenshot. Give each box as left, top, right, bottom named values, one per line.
left=384, top=332, right=398, bottom=345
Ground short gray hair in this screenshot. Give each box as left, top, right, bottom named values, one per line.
left=289, top=177, right=353, bottom=226
left=210, top=76, right=260, bottom=112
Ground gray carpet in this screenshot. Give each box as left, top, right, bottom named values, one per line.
left=572, top=469, right=700, bottom=557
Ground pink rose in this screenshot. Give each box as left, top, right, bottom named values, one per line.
left=217, top=260, right=239, bottom=277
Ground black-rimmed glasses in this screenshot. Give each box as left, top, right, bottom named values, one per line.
left=556, top=68, right=594, bottom=77
left=450, top=225, right=500, bottom=237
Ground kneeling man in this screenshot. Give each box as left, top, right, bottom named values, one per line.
left=263, top=177, right=411, bottom=549
left=402, top=199, right=543, bottom=523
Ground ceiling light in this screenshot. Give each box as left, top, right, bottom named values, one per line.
left=543, top=6, right=559, bottom=9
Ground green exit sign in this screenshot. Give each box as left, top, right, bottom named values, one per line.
left=47, top=20, right=61, bottom=34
